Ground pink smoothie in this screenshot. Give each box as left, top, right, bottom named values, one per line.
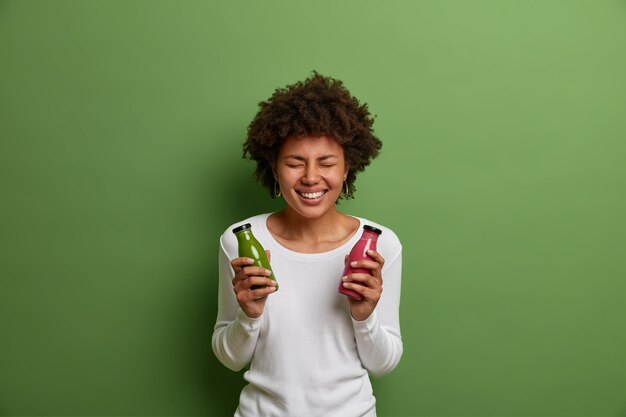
left=339, top=225, right=382, bottom=300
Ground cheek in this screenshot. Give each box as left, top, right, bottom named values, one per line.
left=325, top=171, right=346, bottom=187
left=275, top=168, right=293, bottom=181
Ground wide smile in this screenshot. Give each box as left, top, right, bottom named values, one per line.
left=296, top=190, right=328, bottom=202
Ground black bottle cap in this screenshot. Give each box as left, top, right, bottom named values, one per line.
left=364, top=225, right=382, bottom=235
left=232, top=223, right=252, bottom=234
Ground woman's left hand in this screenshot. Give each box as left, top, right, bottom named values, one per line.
left=342, top=249, right=385, bottom=321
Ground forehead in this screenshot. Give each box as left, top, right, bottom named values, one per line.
left=278, top=135, right=345, bottom=158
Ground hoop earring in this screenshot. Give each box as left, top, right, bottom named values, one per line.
left=340, top=181, right=349, bottom=199
left=274, top=179, right=281, bottom=198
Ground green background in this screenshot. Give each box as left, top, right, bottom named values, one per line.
left=1, top=1, right=625, bottom=416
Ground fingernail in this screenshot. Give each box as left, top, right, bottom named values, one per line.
left=341, top=276, right=347, bottom=281
left=342, top=282, right=349, bottom=287
left=366, top=250, right=374, bottom=255
left=350, top=261, right=357, bottom=267
left=265, top=269, right=272, bottom=275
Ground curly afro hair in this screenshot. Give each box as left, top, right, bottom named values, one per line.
left=243, top=71, right=382, bottom=200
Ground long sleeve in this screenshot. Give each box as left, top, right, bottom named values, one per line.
left=211, top=235, right=262, bottom=371
left=352, top=250, right=403, bottom=377
left=211, top=214, right=403, bottom=417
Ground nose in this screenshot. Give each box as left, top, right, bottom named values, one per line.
left=301, top=165, right=320, bottom=184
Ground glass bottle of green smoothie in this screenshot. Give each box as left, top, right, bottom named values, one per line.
left=232, top=223, right=278, bottom=290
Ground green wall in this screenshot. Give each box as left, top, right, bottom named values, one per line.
left=1, top=1, right=625, bottom=416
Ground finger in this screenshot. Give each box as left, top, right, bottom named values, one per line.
left=342, top=272, right=375, bottom=284
left=241, top=266, right=273, bottom=278
left=237, top=284, right=276, bottom=303
left=234, top=276, right=276, bottom=293
left=245, top=276, right=278, bottom=290
left=266, top=249, right=271, bottom=262
left=231, top=257, right=255, bottom=272
left=251, top=285, right=277, bottom=299
left=342, top=274, right=381, bottom=292
left=231, top=266, right=271, bottom=288
left=341, top=280, right=379, bottom=301
left=348, top=259, right=381, bottom=273
left=366, top=250, right=385, bottom=267
left=232, top=269, right=273, bottom=289
left=232, top=257, right=255, bottom=267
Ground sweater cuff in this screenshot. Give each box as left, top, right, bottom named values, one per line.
left=351, top=310, right=379, bottom=332
left=236, top=308, right=263, bottom=331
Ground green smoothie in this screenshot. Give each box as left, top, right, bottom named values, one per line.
left=232, top=223, right=278, bottom=290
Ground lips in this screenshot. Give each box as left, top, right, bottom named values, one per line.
left=297, top=190, right=327, bottom=199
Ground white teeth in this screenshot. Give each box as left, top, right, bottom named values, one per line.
left=300, top=191, right=325, bottom=199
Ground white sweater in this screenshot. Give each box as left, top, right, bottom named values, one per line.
left=212, top=213, right=403, bottom=417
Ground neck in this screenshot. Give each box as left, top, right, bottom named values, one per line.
left=275, top=206, right=346, bottom=242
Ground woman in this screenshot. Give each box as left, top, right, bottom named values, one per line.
left=212, top=72, right=403, bottom=417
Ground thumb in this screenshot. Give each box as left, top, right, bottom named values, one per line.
left=266, top=249, right=271, bottom=262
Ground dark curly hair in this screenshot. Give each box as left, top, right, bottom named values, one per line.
left=243, top=72, right=382, bottom=200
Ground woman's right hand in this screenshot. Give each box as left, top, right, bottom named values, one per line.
left=231, top=250, right=277, bottom=319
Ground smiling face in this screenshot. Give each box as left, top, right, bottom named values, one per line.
left=274, top=135, right=348, bottom=220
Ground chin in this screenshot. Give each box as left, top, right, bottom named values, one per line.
left=288, top=201, right=337, bottom=219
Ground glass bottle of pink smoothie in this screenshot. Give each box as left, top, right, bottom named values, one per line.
left=339, top=225, right=382, bottom=300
